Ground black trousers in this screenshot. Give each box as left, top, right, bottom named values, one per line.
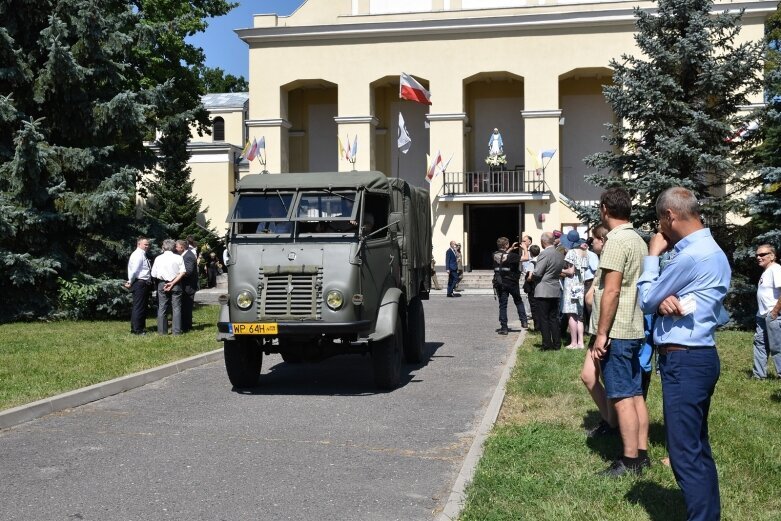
left=130, top=279, right=151, bottom=333
left=497, top=282, right=528, bottom=328
left=536, top=297, right=561, bottom=350
left=182, top=291, right=195, bottom=332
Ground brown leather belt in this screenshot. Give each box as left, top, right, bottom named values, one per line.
left=657, top=344, right=715, bottom=355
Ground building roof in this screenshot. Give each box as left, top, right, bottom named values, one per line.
left=237, top=171, right=392, bottom=193
left=201, top=92, right=249, bottom=110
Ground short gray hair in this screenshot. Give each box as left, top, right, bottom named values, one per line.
left=175, top=239, right=188, bottom=250
left=540, top=232, right=553, bottom=247
left=161, top=239, right=176, bottom=252
left=656, top=187, right=700, bottom=220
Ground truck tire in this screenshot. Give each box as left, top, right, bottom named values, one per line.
left=404, top=297, right=426, bottom=363
left=223, top=338, right=262, bottom=388
left=372, top=314, right=403, bottom=390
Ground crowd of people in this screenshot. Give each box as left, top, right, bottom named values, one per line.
left=125, top=235, right=223, bottom=336
left=446, top=186, right=780, bottom=521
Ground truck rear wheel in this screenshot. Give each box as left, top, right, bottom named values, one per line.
left=404, top=297, right=426, bottom=363
left=224, top=338, right=262, bottom=388
left=372, top=314, right=402, bottom=390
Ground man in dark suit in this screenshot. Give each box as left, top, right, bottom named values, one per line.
left=445, top=240, right=460, bottom=297
left=533, top=231, right=566, bottom=349
left=176, top=239, right=199, bottom=332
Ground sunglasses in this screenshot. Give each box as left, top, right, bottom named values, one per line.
left=756, top=252, right=771, bottom=258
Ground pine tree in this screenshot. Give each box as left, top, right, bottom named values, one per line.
left=579, top=0, right=763, bottom=229
left=0, top=0, right=159, bottom=321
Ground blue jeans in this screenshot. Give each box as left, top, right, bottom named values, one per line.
left=497, top=281, right=527, bottom=328
left=752, top=313, right=781, bottom=379
left=660, top=348, right=721, bottom=521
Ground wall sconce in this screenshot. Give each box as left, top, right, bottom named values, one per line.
left=559, top=117, right=566, bottom=126
left=539, top=213, right=547, bottom=222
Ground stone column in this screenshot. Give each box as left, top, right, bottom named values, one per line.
left=522, top=109, right=562, bottom=235
left=244, top=119, right=292, bottom=174
left=334, top=116, right=378, bottom=172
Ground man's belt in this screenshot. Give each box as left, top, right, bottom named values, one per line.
left=657, top=344, right=715, bottom=355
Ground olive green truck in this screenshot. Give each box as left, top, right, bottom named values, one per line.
left=216, top=171, right=432, bottom=390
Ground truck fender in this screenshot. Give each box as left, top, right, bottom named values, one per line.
left=216, top=302, right=235, bottom=342
left=368, top=287, right=403, bottom=343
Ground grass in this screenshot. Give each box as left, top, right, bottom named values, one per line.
left=0, top=305, right=222, bottom=411
left=460, top=330, right=781, bottom=521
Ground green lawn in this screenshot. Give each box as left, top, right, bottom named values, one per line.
left=460, top=330, right=781, bottom=521
left=0, top=305, right=222, bottom=411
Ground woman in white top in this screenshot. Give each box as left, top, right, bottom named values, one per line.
left=752, top=244, right=781, bottom=379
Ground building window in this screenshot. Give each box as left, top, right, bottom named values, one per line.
left=213, top=117, right=225, bottom=142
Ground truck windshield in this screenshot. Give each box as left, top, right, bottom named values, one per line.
left=230, top=193, right=294, bottom=235
left=294, top=192, right=356, bottom=221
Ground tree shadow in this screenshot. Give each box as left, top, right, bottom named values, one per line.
left=233, top=341, right=445, bottom=396
left=625, top=481, right=687, bottom=521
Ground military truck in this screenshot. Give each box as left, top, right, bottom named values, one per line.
left=216, top=171, right=432, bottom=390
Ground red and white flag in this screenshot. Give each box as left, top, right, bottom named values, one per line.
left=246, top=138, right=258, bottom=161
left=400, top=73, right=432, bottom=105
left=425, top=150, right=442, bottom=183
left=725, top=119, right=759, bottom=143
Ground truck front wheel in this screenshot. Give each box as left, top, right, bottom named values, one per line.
left=404, top=297, right=426, bottom=363
left=371, top=314, right=403, bottom=390
left=224, top=338, right=262, bottom=388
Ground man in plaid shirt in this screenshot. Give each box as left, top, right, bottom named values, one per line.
left=591, top=188, right=650, bottom=476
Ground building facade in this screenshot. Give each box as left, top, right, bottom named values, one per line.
left=210, top=0, right=773, bottom=268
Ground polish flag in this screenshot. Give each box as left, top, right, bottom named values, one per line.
left=425, top=150, right=442, bottom=183
left=400, top=73, right=432, bottom=105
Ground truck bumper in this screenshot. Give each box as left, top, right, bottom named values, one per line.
left=217, top=320, right=372, bottom=341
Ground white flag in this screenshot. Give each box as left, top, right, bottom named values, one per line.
left=397, top=112, right=412, bottom=154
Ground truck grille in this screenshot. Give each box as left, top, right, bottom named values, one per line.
left=258, top=266, right=323, bottom=320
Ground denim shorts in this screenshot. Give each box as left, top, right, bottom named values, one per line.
left=600, top=338, right=643, bottom=399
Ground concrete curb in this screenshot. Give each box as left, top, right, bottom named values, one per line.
left=0, top=348, right=224, bottom=431
left=437, top=328, right=526, bottom=521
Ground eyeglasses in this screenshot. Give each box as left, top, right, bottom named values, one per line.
left=756, top=252, right=771, bottom=258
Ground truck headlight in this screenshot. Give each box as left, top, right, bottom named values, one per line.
left=236, top=290, right=254, bottom=310
left=326, top=290, right=344, bottom=310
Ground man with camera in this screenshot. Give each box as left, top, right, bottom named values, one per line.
left=493, top=236, right=529, bottom=335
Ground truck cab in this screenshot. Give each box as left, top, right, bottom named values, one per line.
left=217, top=171, right=431, bottom=389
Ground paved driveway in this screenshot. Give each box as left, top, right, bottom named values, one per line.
left=0, top=295, right=520, bottom=521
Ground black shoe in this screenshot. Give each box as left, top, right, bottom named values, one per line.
left=521, top=323, right=528, bottom=329
left=640, top=454, right=652, bottom=469
left=498, top=328, right=509, bottom=335
left=131, top=331, right=146, bottom=336
left=447, top=293, right=454, bottom=297
left=587, top=420, right=619, bottom=438
left=598, top=459, right=642, bottom=477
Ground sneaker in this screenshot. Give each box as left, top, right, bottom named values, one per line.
left=598, top=459, right=642, bottom=477
left=640, top=454, right=652, bottom=469
left=586, top=420, right=619, bottom=438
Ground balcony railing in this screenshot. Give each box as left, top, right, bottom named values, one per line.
left=441, top=169, right=547, bottom=196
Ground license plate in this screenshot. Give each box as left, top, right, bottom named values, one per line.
left=230, top=322, right=279, bottom=335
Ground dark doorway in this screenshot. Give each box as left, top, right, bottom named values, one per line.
left=468, top=204, right=522, bottom=270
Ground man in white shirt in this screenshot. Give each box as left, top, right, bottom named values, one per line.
left=151, top=239, right=187, bottom=335
left=753, top=244, right=781, bottom=379
left=125, top=237, right=151, bottom=335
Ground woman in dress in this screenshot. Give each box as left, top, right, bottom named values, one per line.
left=562, top=237, right=588, bottom=349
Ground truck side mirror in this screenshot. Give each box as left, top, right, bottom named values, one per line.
left=388, top=212, right=403, bottom=233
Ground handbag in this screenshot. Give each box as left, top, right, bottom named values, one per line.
left=571, top=283, right=584, bottom=300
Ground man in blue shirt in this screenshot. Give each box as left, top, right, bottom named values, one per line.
left=637, top=187, right=730, bottom=521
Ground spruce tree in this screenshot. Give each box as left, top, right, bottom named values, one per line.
left=133, top=0, right=234, bottom=246
left=580, top=0, right=763, bottom=229
left=0, top=0, right=158, bottom=321
left=747, top=6, right=781, bottom=249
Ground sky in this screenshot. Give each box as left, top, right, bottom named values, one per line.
left=189, top=0, right=307, bottom=79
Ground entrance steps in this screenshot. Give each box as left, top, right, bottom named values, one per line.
left=435, top=270, right=495, bottom=290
